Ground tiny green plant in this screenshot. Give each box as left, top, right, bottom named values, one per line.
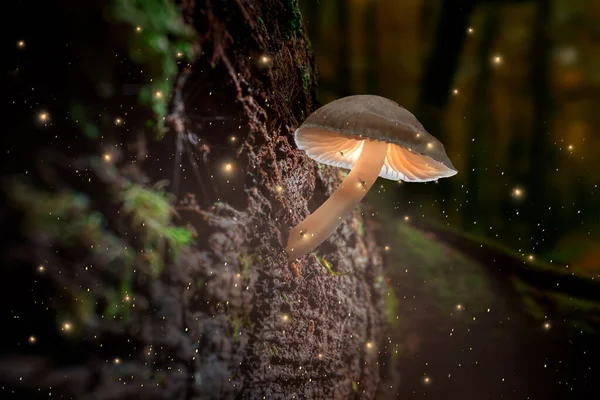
left=118, top=183, right=193, bottom=274
left=314, top=253, right=348, bottom=276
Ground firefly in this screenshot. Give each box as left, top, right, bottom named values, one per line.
left=62, top=322, right=73, bottom=332
left=259, top=55, right=271, bottom=65
left=38, top=111, right=50, bottom=123
left=512, top=187, right=523, bottom=198
left=543, top=321, right=551, bottom=330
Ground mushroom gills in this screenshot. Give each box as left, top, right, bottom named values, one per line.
left=383, top=144, right=456, bottom=182
left=286, top=139, right=388, bottom=260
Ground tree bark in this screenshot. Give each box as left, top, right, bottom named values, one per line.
left=1, top=1, right=386, bottom=399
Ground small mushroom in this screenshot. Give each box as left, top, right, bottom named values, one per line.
left=286, top=95, right=457, bottom=260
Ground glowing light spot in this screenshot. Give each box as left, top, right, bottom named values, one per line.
left=275, top=185, right=284, bottom=193
left=404, top=216, right=410, bottom=222
left=113, top=357, right=121, bottom=365
left=136, top=26, right=142, bottom=32
left=426, top=142, right=433, bottom=150
left=365, top=341, right=374, bottom=350
left=512, top=187, right=523, bottom=198
left=103, top=153, right=112, bottom=162
left=317, top=353, right=323, bottom=360
left=423, top=376, right=431, bottom=385
left=567, top=145, right=574, bottom=151
left=124, top=294, right=131, bottom=302
left=17, top=40, right=25, bottom=49
left=415, top=133, right=421, bottom=139
left=259, top=55, right=271, bottom=65
left=543, top=322, right=551, bottom=330
left=281, top=314, right=290, bottom=322
left=38, top=112, right=50, bottom=123
left=223, top=163, right=233, bottom=173
left=456, top=304, right=463, bottom=311
left=384, top=245, right=390, bottom=252
left=452, top=88, right=459, bottom=95
left=154, top=91, right=163, bottom=99
left=467, top=27, right=474, bottom=34
left=492, top=54, right=503, bottom=66
left=28, top=335, right=37, bottom=344
left=62, top=322, right=73, bottom=332
left=176, top=52, right=183, bottom=58
left=38, top=265, right=45, bottom=273
left=528, top=254, right=535, bottom=261
left=114, top=117, right=123, bottom=126
left=229, top=136, right=237, bottom=143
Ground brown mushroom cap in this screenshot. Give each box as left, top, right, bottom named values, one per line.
left=295, top=94, right=457, bottom=182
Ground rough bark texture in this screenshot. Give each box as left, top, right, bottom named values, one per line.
left=1, top=1, right=386, bottom=399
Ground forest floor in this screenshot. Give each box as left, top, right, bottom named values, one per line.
left=374, top=204, right=600, bottom=399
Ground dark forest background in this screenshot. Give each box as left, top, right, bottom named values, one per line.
left=300, top=0, right=599, bottom=279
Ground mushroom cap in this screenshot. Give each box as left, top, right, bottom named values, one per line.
left=295, top=95, right=457, bottom=182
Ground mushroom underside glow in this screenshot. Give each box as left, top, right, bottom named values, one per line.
left=295, top=131, right=455, bottom=182
left=286, top=138, right=388, bottom=260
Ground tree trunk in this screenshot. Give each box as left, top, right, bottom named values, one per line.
left=527, top=0, right=555, bottom=253
left=1, top=1, right=386, bottom=399
left=463, top=6, right=499, bottom=231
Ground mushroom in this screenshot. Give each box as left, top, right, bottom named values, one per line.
left=286, top=95, right=457, bottom=260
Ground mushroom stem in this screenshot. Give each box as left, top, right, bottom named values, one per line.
left=286, top=139, right=388, bottom=260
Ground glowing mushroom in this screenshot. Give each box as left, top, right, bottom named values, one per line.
left=286, top=95, right=457, bottom=260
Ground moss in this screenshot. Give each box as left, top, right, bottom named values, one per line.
left=283, top=0, right=303, bottom=39
left=271, top=345, right=280, bottom=358
left=314, top=253, right=348, bottom=276
left=356, top=213, right=364, bottom=238
left=257, top=16, right=266, bottom=31
left=118, top=183, right=193, bottom=274
left=296, top=60, right=311, bottom=93
left=107, top=0, right=195, bottom=135
left=385, top=289, right=399, bottom=327
left=351, top=380, right=359, bottom=393
left=230, top=316, right=242, bottom=344
left=5, top=174, right=193, bottom=326
left=238, top=254, right=253, bottom=280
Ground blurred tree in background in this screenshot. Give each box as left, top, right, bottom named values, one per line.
left=300, top=0, right=599, bottom=277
